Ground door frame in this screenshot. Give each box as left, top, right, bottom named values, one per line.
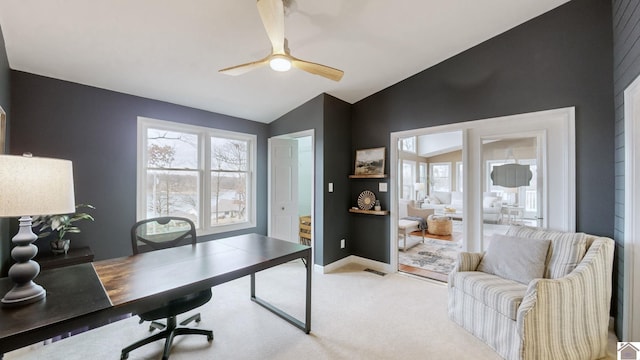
left=624, top=75, right=640, bottom=341
left=389, top=107, right=575, bottom=270
left=268, top=129, right=315, bottom=264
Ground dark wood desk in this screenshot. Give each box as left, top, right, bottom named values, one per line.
left=0, top=234, right=311, bottom=355
left=35, top=247, right=95, bottom=271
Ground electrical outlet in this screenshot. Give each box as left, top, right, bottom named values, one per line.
left=340, top=239, right=345, bottom=249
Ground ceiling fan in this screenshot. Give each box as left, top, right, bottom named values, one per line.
left=218, top=0, right=344, bottom=81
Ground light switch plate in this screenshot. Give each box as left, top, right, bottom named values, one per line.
left=379, top=182, right=388, bottom=192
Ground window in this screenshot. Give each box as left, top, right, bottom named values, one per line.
left=399, top=136, right=416, bottom=153
left=429, top=163, right=451, bottom=192
left=137, top=117, right=256, bottom=235
left=401, top=160, right=416, bottom=200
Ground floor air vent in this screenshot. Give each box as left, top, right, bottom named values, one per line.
left=364, top=268, right=386, bottom=276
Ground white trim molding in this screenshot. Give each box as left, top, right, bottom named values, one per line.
left=624, top=75, right=640, bottom=341
left=389, top=107, right=575, bottom=270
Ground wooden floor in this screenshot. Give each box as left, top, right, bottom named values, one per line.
left=399, top=264, right=449, bottom=282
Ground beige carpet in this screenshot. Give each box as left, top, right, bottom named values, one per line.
left=5, top=262, right=616, bottom=360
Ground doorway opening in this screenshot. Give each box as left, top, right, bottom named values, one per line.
left=396, top=131, right=463, bottom=281
left=390, top=107, right=575, bottom=281
left=268, top=130, right=315, bottom=264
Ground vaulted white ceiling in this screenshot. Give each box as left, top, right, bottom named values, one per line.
left=0, top=0, right=569, bottom=123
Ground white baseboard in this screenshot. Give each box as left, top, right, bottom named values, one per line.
left=314, top=255, right=394, bottom=274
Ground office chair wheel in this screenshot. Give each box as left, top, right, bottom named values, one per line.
left=207, top=333, right=214, bottom=341
left=120, top=352, right=128, bottom=360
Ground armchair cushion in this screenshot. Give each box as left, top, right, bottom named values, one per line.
left=454, top=272, right=527, bottom=320
left=477, top=234, right=550, bottom=285
left=506, top=225, right=588, bottom=279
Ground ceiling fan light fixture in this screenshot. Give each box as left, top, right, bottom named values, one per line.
left=269, top=55, right=291, bottom=72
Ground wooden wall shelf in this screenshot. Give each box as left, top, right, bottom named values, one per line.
left=349, top=174, right=387, bottom=179
left=348, top=208, right=389, bottom=216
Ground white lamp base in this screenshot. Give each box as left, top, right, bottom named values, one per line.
left=1, top=216, right=46, bottom=306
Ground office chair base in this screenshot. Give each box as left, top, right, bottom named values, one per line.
left=140, top=312, right=201, bottom=332
left=121, top=317, right=213, bottom=360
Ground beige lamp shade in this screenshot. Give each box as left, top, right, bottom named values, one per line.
left=414, top=182, right=425, bottom=192
left=0, top=154, right=76, bottom=217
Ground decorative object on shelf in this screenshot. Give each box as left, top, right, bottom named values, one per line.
left=444, top=206, right=456, bottom=213
left=0, top=153, right=76, bottom=306
left=374, top=200, right=381, bottom=211
left=354, top=147, right=385, bottom=176
left=357, top=190, right=376, bottom=210
left=33, top=204, right=95, bottom=255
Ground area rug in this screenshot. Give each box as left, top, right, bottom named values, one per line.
left=398, top=237, right=462, bottom=275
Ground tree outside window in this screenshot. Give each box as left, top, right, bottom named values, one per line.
left=146, top=129, right=198, bottom=224
left=139, top=118, right=256, bottom=235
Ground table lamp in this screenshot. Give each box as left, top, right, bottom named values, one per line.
left=0, top=154, right=75, bottom=306
left=414, top=182, right=425, bottom=201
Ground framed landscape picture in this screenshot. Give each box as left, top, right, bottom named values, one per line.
left=354, top=147, right=385, bottom=175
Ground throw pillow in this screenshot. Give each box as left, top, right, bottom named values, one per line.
left=429, top=196, right=441, bottom=205
left=477, top=234, right=551, bottom=285
left=505, top=225, right=588, bottom=279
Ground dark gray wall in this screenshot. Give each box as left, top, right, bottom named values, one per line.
left=269, top=94, right=351, bottom=266
left=612, top=0, right=640, bottom=339
left=9, top=71, right=269, bottom=262
left=322, top=95, right=351, bottom=264
left=270, top=95, right=325, bottom=265
left=351, top=0, right=614, bottom=262
left=0, top=25, right=10, bottom=275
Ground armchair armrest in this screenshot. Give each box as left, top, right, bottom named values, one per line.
left=515, top=237, right=614, bottom=360
left=448, top=252, right=483, bottom=285
left=454, top=252, right=484, bottom=272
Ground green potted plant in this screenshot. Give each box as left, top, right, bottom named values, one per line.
left=33, top=204, right=95, bottom=254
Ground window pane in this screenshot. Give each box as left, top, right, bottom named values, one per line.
left=431, top=164, right=451, bottom=192
left=400, top=137, right=416, bottom=153
left=146, top=169, right=199, bottom=224
left=211, top=172, right=247, bottom=225
left=211, top=137, right=248, bottom=171
left=147, top=129, right=198, bottom=169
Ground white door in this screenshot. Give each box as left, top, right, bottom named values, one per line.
left=268, top=138, right=299, bottom=243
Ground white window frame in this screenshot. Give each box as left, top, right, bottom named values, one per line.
left=456, top=161, right=463, bottom=192
left=401, top=159, right=416, bottom=200
left=429, top=162, right=451, bottom=192
left=137, top=117, right=257, bottom=235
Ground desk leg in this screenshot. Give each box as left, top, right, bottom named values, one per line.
left=250, top=252, right=312, bottom=334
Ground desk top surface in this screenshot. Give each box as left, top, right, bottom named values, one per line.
left=93, top=233, right=309, bottom=306
left=0, top=233, right=309, bottom=349
left=0, top=262, right=111, bottom=339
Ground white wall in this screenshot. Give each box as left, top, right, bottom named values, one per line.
left=297, top=136, right=313, bottom=216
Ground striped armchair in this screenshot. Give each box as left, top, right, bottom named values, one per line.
left=448, top=225, right=614, bottom=360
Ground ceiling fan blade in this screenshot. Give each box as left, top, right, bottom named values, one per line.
left=257, top=0, right=285, bottom=54
left=290, top=57, right=344, bottom=81
left=218, top=56, right=270, bottom=76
